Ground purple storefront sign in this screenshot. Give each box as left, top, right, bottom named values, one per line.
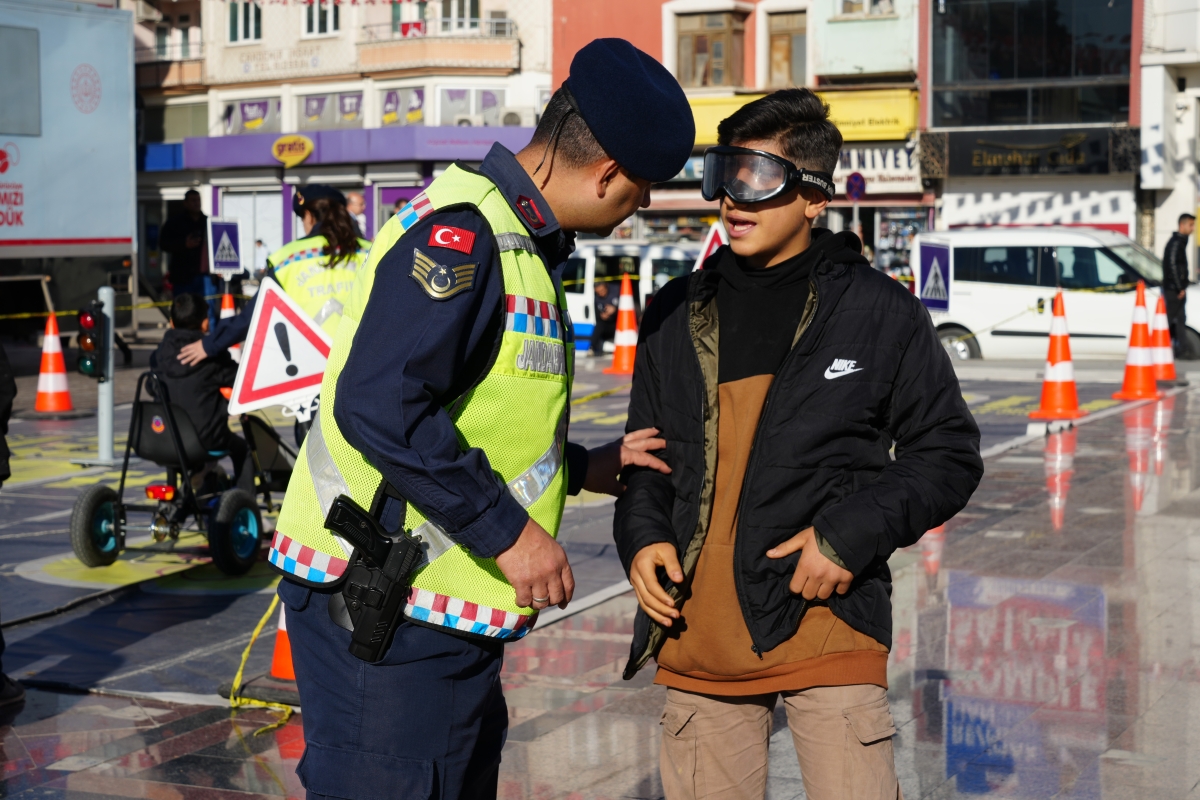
left=240, top=100, right=271, bottom=131
left=304, top=96, right=326, bottom=121
left=184, top=126, right=535, bottom=171
left=339, top=92, right=362, bottom=121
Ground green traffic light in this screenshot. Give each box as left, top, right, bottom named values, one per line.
left=78, top=354, right=98, bottom=377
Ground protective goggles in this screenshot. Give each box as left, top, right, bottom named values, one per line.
left=700, top=146, right=835, bottom=204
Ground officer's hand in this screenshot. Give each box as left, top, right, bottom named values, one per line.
left=495, top=518, right=575, bottom=611
left=629, top=542, right=683, bottom=627
left=177, top=340, right=209, bottom=366
left=583, top=428, right=670, bottom=496
left=767, top=527, right=853, bottom=601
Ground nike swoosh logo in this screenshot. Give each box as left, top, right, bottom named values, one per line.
left=824, top=366, right=864, bottom=379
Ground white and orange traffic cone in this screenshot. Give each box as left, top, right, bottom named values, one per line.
left=1124, top=404, right=1154, bottom=512
left=1151, top=294, right=1181, bottom=385
left=1030, top=292, right=1087, bottom=420
left=220, top=291, right=241, bottom=363
left=34, top=315, right=73, bottom=413
left=1114, top=282, right=1164, bottom=401
left=604, top=273, right=638, bottom=376
left=1153, top=395, right=1175, bottom=477
left=270, top=605, right=295, bottom=681
left=1044, top=427, right=1076, bottom=531
left=921, top=525, right=945, bottom=590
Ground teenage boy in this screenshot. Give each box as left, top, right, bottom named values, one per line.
left=614, top=89, right=983, bottom=800
left=151, top=294, right=253, bottom=492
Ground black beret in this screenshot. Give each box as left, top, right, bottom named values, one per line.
left=565, top=39, right=695, bottom=183
left=293, top=184, right=346, bottom=217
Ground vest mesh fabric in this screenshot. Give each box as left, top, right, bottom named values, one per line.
left=270, top=236, right=371, bottom=335
left=272, top=172, right=571, bottom=640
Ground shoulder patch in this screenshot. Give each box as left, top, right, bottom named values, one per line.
left=395, top=192, right=434, bottom=232
left=411, top=248, right=476, bottom=300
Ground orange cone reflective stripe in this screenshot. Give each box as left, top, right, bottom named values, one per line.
left=1030, top=292, right=1086, bottom=420
left=604, top=273, right=638, bottom=376
left=1124, top=404, right=1154, bottom=512
left=1151, top=294, right=1177, bottom=382
left=34, top=315, right=74, bottom=413
left=1114, top=282, right=1163, bottom=401
left=1044, top=427, right=1076, bottom=531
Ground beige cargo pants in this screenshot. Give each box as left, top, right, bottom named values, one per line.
left=659, top=685, right=901, bottom=800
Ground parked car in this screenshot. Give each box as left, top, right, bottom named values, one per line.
left=911, top=227, right=1199, bottom=359
left=563, top=241, right=700, bottom=350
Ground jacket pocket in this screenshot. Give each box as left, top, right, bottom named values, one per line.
left=298, top=741, right=434, bottom=800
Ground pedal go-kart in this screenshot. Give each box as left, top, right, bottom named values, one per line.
left=70, top=371, right=296, bottom=576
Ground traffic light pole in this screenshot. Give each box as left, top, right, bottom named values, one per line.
left=97, top=286, right=115, bottom=465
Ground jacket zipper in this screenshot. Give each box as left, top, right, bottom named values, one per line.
left=731, top=274, right=821, bottom=659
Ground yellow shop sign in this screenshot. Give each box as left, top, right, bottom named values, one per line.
left=689, top=89, right=919, bottom=145
left=272, top=135, right=314, bottom=168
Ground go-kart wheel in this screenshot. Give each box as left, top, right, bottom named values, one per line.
left=208, top=489, right=263, bottom=576
left=71, top=485, right=121, bottom=567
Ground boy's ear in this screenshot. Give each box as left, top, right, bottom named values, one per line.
left=801, top=187, right=830, bottom=221
left=201, top=318, right=210, bottom=333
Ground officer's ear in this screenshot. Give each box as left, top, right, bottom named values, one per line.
left=592, top=158, right=624, bottom=200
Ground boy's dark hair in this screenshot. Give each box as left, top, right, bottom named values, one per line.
left=1180, top=213, right=1196, bottom=224
left=527, top=88, right=608, bottom=171
left=171, top=293, right=207, bottom=331
left=717, top=89, right=843, bottom=174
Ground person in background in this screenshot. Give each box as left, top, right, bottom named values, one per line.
left=254, top=239, right=269, bottom=278
left=1163, top=212, right=1195, bottom=360
left=152, top=294, right=253, bottom=493
left=346, top=191, right=368, bottom=239
left=591, top=279, right=619, bottom=355
left=159, top=189, right=207, bottom=296
left=0, top=340, right=25, bottom=709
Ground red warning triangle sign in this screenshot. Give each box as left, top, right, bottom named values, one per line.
left=693, top=220, right=729, bottom=271
left=227, top=281, right=333, bottom=414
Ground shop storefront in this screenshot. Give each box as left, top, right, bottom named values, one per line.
left=137, top=126, right=534, bottom=289
left=933, top=128, right=1139, bottom=234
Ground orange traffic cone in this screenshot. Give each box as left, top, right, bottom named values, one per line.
left=1114, top=282, right=1163, bottom=401
left=1124, top=404, right=1153, bottom=512
left=603, top=273, right=638, bottom=375
left=1030, top=292, right=1087, bottom=420
left=270, top=604, right=295, bottom=681
left=921, top=525, right=945, bottom=589
left=220, top=292, right=241, bottom=363
left=34, top=315, right=73, bottom=413
left=1044, top=427, right=1076, bottom=531
left=1153, top=395, right=1175, bottom=476
left=1151, top=295, right=1179, bottom=383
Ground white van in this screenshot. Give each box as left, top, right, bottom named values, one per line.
left=911, top=227, right=1198, bottom=359
left=563, top=241, right=700, bottom=350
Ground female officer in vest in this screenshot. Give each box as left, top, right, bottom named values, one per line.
left=176, top=185, right=368, bottom=440
left=270, top=40, right=692, bottom=800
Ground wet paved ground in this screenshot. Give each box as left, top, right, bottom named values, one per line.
left=1, top=354, right=1199, bottom=798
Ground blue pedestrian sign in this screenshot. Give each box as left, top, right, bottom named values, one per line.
left=845, top=172, right=867, bottom=202
left=918, top=241, right=951, bottom=313
left=208, top=219, right=243, bottom=277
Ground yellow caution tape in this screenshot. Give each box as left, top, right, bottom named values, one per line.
left=0, top=294, right=252, bottom=321
left=571, top=383, right=631, bottom=406
left=228, top=593, right=294, bottom=736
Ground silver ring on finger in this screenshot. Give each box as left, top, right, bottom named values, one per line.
left=532, top=596, right=550, bottom=604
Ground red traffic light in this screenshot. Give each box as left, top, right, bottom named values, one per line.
left=79, top=311, right=96, bottom=330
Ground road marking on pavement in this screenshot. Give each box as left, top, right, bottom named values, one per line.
left=0, top=528, right=68, bottom=541
left=96, top=631, right=254, bottom=686
left=0, top=509, right=72, bottom=530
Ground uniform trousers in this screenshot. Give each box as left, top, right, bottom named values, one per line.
left=659, top=684, right=901, bottom=800
left=278, top=579, right=508, bottom=800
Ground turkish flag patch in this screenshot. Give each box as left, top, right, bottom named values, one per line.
left=428, top=225, right=475, bottom=254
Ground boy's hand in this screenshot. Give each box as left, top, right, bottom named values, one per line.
left=629, top=542, right=683, bottom=627
left=582, top=428, right=671, bottom=497
left=767, top=527, right=853, bottom=601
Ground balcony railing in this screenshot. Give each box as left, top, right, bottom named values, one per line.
left=359, top=18, right=517, bottom=43
left=136, top=41, right=205, bottom=63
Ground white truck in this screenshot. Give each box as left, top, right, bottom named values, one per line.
left=0, top=0, right=136, bottom=336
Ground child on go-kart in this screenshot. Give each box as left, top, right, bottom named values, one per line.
left=151, top=294, right=254, bottom=493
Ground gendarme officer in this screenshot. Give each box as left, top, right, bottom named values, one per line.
left=271, top=39, right=695, bottom=799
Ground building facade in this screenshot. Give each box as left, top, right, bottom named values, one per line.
left=553, top=0, right=926, bottom=271
left=1138, top=0, right=1200, bottom=270
left=917, top=0, right=1141, bottom=237
left=135, top=0, right=549, bottom=292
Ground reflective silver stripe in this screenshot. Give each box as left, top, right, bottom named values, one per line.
left=304, top=413, right=354, bottom=558
left=495, top=232, right=538, bottom=253
left=507, top=438, right=562, bottom=508
left=413, top=520, right=458, bottom=567
left=313, top=298, right=344, bottom=326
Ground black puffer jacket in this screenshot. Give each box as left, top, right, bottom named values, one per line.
left=614, top=232, right=983, bottom=678
left=150, top=329, right=239, bottom=450
left=1163, top=232, right=1190, bottom=292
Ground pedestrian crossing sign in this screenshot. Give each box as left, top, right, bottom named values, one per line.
left=208, top=219, right=243, bottom=278
left=918, top=241, right=951, bottom=313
